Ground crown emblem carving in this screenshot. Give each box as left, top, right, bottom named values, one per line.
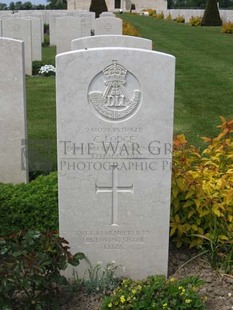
left=103, top=60, right=127, bottom=84
left=88, top=60, right=141, bottom=122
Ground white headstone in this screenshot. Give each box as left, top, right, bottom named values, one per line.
left=80, top=17, right=90, bottom=37
left=68, top=11, right=94, bottom=36
left=18, top=11, right=44, bottom=42
left=24, top=17, right=42, bottom=61
left=0, top=37, right=28, bottom=184
left=72, top=35, right=152, bottom=50
left=49, top=12, right=67, bottom=46
left=2, top=18, right=32, bottom=75
left=99, top=12, right=115, bottom=17
left=56, top=16, right=82, bottom=54
left=95, top=17, right=122, bottom=35
left=56, top=47, right=175, bottom=279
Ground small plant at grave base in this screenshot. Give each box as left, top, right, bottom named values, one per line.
left=221, top=22, right=233, bottom=34
left=38, top=64, right=56, bottom=76
left=194, top=219, right=233, bottom=273
left=81, top=260, right=122, bottom=294
left=123, top=21, right=140, bottom=36
left=101, top=275, right=205, bottom=309
left=170, top=117, right=233, bottom=273
left=175, top=15, right=185, bottom=23
left=0, top=230, right=85, bottom=308
left=189, top=16, right=202, bottom=26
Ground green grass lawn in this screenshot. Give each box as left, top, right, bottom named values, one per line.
left=121, top=14, right=233, bottom=145
left=26, top=46, right=56, bottom=174
left=26, top=17, right=233, bottom=172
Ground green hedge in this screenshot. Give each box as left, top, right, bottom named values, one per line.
left=0, top=172, right=58, bottom=236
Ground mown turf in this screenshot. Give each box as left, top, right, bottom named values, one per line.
left=26, top=46, right=56, bottom=173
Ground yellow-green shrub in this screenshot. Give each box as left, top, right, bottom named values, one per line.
left=166, top=13, right=172, bottom=21
left=175, top=15, right=185, bottom=23
left=221, top=22, right=233, bottom=34
left=171, top=117, right=233, bottom=250
left=145, top=8, right=156, bottom=16
left=189, top=16, right=202, bottom=26
left=123, top=21, right=140, bottom=36
left=157, top=11, right=164, bottom=19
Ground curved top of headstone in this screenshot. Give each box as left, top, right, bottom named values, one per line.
left=99, top=12, right=115, bottom=18
left=71, top=35, right=152, bottom=50
left=0, top=36, right=23, bottom=45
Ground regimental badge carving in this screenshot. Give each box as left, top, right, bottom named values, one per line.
left=88, top=60, right=142, bottom=122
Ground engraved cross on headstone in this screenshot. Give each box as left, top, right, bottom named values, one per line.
left=104, top=23, right=112, bottom=31
left=95, top=164, right=134, bottom=226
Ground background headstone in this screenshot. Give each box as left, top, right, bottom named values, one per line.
left=79, top=12, right=93, bottom=37
left=56, top=16, right=82, bottom=54
left=49, top=12, right=66, bottom=46
left=99, top=12, right=115, bottom=17
left=71, top=35, right=152, bottom=50
left=18, top=11, right=44, bottom=42
left=24, top=17, right=42, bottom=61
left=56, top=47, right=175, bottom=279
left=67, top=11, right=94, bottom=37
left=2, top=18, right=32, bottom=75
left=95, top=17, right=122, bottom=35
left=0, top=37, right=28, bottom=184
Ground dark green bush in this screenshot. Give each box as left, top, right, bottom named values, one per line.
left=0, top=230, right=85, bottom=308
left=32, top=60, right=45, bottom=75
left=89, top=0, right=108, bottom=18
left=44, top=23, right=49, bottom=35
left=0, top=172, right=58, bottom=235
left=130, top=3, right=136, bottom=11
left=201, top=0, right=222, bottom=26
left=42, top=34, right=50, bottom=47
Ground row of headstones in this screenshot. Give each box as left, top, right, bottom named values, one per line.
left=0, top=11, right=122, bottom=75
left=0, top=16, right=42, bottom=75
left=0, top=34, right=175, bottom=280
left=55, top=12, right=123, bottom=54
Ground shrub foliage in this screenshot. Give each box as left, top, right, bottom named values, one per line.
left=189, top=16, right=202, bottom=26
left=0, top=172, right=58, bottom=236
left=101, top=276, right=205, bottom=309
left=123, top=20, right=140, bottom=36
left=0, top=230, right=85, bottom=308
left=175, top=15, right=185, bottom=23
left=201, top=0, right=222, bottom=26
left=171, top=117, right=233, bottom=271
left=171, top=117, right=233, bottom=245
left=221, top=22, right=233, bottom=34
left=89, top=0, right=108, bottom=18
